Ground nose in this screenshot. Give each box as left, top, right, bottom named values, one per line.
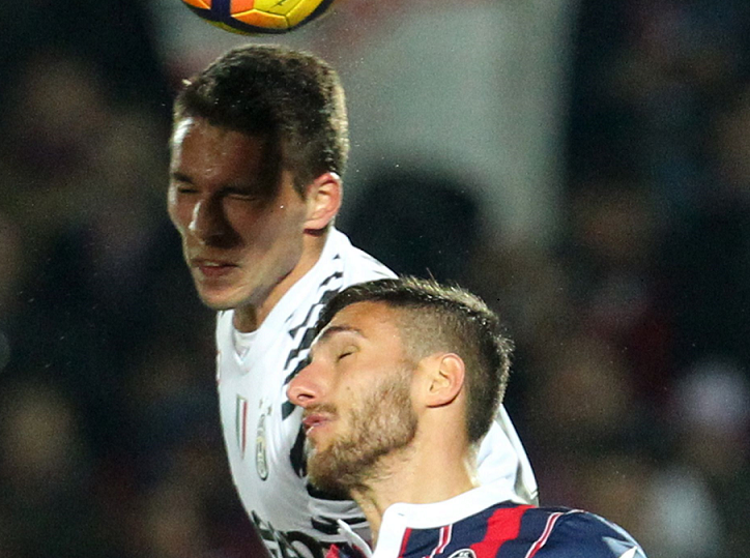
left=287, top=360, right=323, bottom=408
left=188, top=197, right=228, bottom=243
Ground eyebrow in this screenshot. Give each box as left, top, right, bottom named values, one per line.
left=169, top=172, right=268, bottom=196
left=169, top=170, right=193, bottom=183
left=310, top=325, right=365, bottom=357
left=318, top=325, right=364, bottom=344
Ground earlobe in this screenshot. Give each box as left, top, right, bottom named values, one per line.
left=305, top=172, right=342, bottom=231
left=425, top=353, right=465, bottom=408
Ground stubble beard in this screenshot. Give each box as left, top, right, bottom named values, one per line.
left=307, top=372, right=418, bottom=496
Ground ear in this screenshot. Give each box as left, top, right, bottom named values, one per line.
left=304, top=172, right=342, bottom=231
left=422, top=353, right=466, bottom=408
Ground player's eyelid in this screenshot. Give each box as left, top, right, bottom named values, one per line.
left=224, top=188, right=260, bottom=200
left=336, top=345, right=358, bottom=360
left=313, top=329, right=363, bottom=363
left=170, top=171, right=192, bottom=186
left=170, top=178, right=198, bottom=195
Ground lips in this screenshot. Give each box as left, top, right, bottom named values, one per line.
left=192, top=258, right=238, bottom=278
left=302, top=412, right=332, bottom=436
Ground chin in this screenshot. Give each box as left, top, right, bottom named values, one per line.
left=307, top=466, right=351, bottom=499
left=197, top=290, right=243, bottom=311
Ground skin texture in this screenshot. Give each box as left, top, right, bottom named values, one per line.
left=168, top=117, right=340, bottom=331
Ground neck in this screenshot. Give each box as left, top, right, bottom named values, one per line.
left=351, top=433, right=478, bottom=544
left=233, top=229, right=329, bottom=332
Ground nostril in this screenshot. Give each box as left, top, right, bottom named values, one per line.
left=287, top=383, right=314, bottom=406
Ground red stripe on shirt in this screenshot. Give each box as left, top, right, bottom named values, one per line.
left=525, top=512, right=564, bottom=558
left=399, top=528, right=413, bottom=558
left=471, top=505, right=534, bottom=557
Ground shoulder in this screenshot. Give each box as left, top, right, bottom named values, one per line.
left=454, top=504, right=646, bottom=558
left=329, top=229, right=395, bottom=284
left=529, top=508, right=647, bottom=558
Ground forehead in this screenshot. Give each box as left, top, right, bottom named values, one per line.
left=170, top=118, right=291, bottom=201
left=171, top=118, right=273, bottom=173
left=318, top=301, right=404, bottom=347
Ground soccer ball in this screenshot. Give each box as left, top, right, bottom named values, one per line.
left=180, top=0, right=339, bottom=35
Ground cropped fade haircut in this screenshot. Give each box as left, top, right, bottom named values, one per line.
left=316, top=277, right=514, bottom=445
left=172, top=43, right=349, bottom=196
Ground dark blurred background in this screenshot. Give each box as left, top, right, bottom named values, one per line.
left=1, top=1, right=749, bottom=557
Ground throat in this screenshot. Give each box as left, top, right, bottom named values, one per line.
left=233, top=306, right=260, bottom=333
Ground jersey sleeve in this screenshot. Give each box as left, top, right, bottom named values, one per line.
left=535, top=511, right=647, bottom=558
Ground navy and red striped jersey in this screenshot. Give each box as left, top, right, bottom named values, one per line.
left=327, top=483, right=646, bottom=558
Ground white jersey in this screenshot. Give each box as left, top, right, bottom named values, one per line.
left=216, top=229, right=538, bottom=558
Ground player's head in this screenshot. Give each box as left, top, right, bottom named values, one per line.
left=287, top=277, right=513, bottom=493
left=172, top=43, right=349, bottom=193
left=168, top=45, right=344, bottom=314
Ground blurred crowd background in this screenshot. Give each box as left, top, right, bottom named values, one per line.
left=1, top=1, right=750, bottom=557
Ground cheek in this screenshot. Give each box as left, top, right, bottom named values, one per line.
left=242, top=206, right=306, bottom=245
left=167, top=191, right=187, bottom=232
left=340, top=384, right=367, bottom=417
left=170, top=201, right=199, bottom=239
left=224, top=206, right=263, bottom=243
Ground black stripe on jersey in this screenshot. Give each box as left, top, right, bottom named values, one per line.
left=284, top=325, right=319, bottom=371
left=281, top=283, right=343, bottom=381
left=289, top=424, right=307, bottom=477
left=281, top=401, right=294, bottom=421
left=311, top=514, right=368, bottom=536
left=281, top=272, right=347, bottom=419
left=319, top=267, right=343, bottom=287
left=280, top=290, right=338, bottom=420
left=283, top=270, right=343, bottom=369
left=306, top=482, right=349, bottom=501
left=286, top=266, right=341, bottom=339
left=283, top=356, right=312, bottom=396
left=281, top=276, right=349, bottom=413
left=285, top=267, right=349, bottom=477
left=288, top=303, right=320, bottom=340
left=311, top=517, right=339, bottom=536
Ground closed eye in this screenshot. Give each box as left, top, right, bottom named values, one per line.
left=337, top=350, right=354, bottom=361
left=170, top=172, right=197, bottom=194
left=224, top=190, right=260, bottom=201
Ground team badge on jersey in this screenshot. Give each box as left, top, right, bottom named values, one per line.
left=448, top=550, right=476, bottom=558
left=256, top=406, right=270, bottom=480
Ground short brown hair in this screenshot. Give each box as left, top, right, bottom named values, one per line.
left=173, top=44, right=349, bottom=195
